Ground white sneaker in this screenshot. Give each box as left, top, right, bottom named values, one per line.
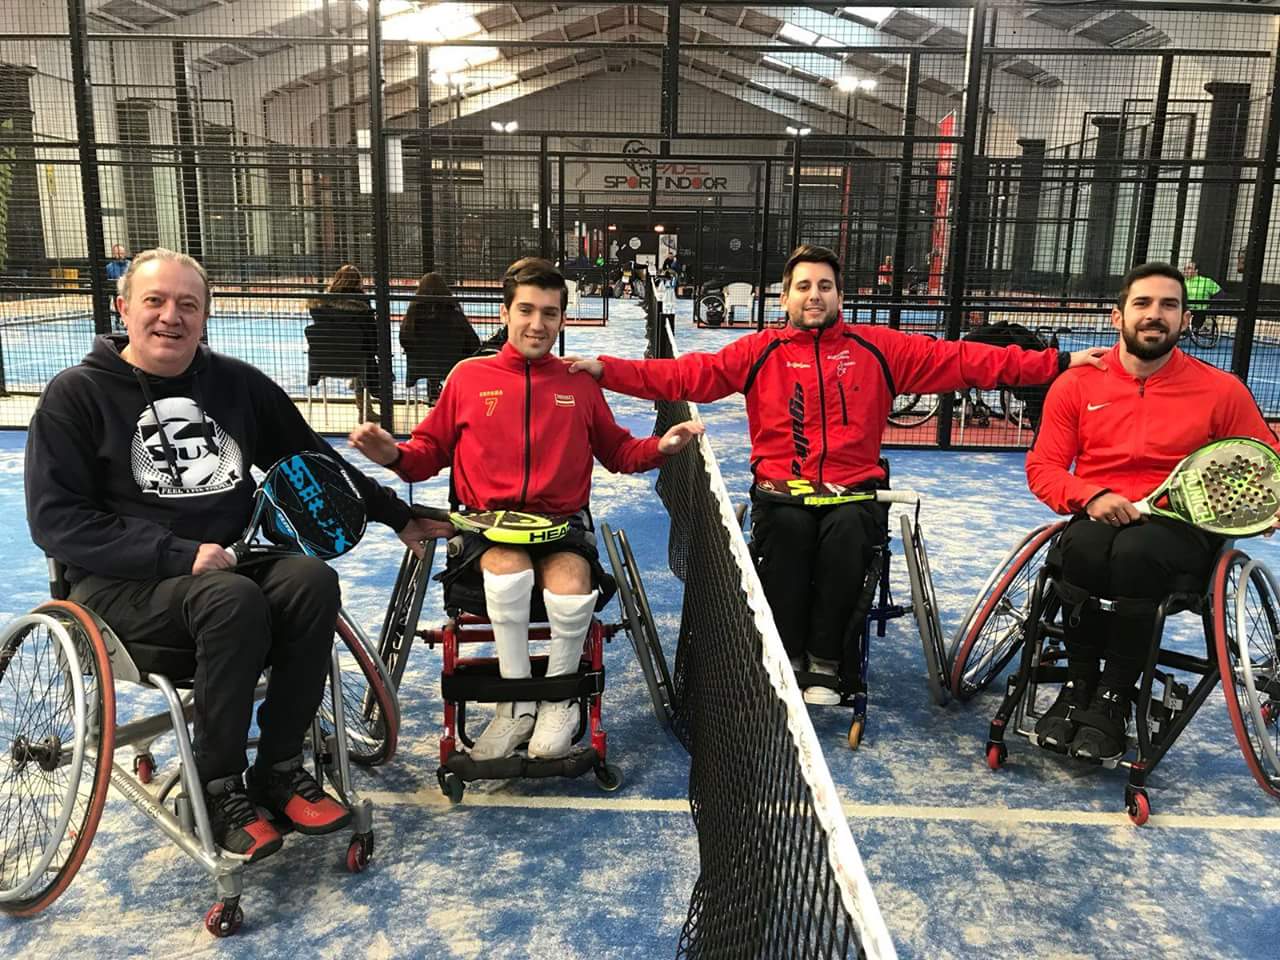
left=470, top=702, right=535, bottom=761
left=528, top=700, right=578, bottom=759
left=803, top=656, right=842, bottom=706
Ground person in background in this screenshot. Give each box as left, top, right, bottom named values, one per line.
left=400, top=272, right=480, bottom=404
left=1181, top=261, right=1222, bottom=334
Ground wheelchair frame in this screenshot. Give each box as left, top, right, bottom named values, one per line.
left=0, top=573, right=390, bottom=935
left=962, top=525, right=1280, bottom=823
left=720, top=487, right=946, bottom=748
left=370, top=523, right=664, bottom=803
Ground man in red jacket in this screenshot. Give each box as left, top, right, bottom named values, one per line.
left=571, top=244, right=1105, bottom=703
left=350, top=257, right=701, bottom=760
left=1026, top=261, right=1279, bottom=761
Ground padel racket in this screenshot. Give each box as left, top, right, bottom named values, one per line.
left=411, top=505, right=570, bottom=545
left=230, top=451, right=367, bottom=562
left=755, top=478, right=920, bottom=508
left=1134, top=437, right=1280, bottom=536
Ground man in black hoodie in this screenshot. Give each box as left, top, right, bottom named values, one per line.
left=25, top=248, right=432, bottom=863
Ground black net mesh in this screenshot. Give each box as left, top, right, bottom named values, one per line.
left=644, top=286, right=891, bottom=960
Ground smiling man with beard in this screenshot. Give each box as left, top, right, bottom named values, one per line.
left=1026, top=261, right=1280, bottom=762
left=569, top=244, right=1107, bottom=707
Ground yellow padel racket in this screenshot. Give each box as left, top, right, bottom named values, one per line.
left=412, top=506, right=571, bottom=545
left=755, top=478, right=920, bottom=508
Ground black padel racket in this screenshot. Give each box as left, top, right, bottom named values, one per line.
left=230, top=451, right=367, bottom=562
left=1134, top=437, right=1280, bottom=537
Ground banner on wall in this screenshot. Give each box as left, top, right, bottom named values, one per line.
left=566, top=157, right=759, bottom=196
left=930, top=111, right=956, bottom=296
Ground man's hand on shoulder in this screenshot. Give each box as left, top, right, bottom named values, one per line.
left=349, top=422, right=400, bottom=466
left=1068, top=347, right=1108, bottom=370
left=658, top=419, right=705, bottom=456
left=1086, top=492, right=1141, bottom=527
left=565, top=356, right=603, bottom=380
left=192, top=542, right=236, bottom=575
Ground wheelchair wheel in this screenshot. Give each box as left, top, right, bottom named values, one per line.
left=1212, top=551, right=1280, bottom=799
left=0, top=602, right=116, bottom=917
left=887, top=393, right=940, bottom=428
left=949, top=521, right=1066, bottom=701
left=1187, top=315, right=1221, bottom=349
left=900, top=514, right=949, bottom=706
left=601, top=523, right=675, bottom=728
left=378, top=543, right=434, bottom=687
left=318, top=611, right=401, bottom=767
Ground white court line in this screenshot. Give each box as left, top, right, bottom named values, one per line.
left=363, top=789, right=1280, bottom=832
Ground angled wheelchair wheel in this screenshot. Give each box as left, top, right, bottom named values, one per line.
left=1212, top=551, right=1280, bottom=799
left=900, top=514, right=949, bottom=705
left=378, top=543, right=433, bottom=688
left=949, top=521, right=1066, bottom=701
left=0, top=602, right=116, bottom=917
left=318, top=611, right=401, bottom=767
left=601, top=522, right=675, bottom=728
left=887, top=393, right=940, bottom=428
left=1188, top=315, right=1221, bottom=349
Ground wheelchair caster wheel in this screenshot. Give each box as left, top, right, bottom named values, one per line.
left=1127, top=790, right=1151, bottom=826
left=594, top=763, right=623, bottom=792
left=847, top=718, right=864, bottom=751
left=438, top=769, right=465, bottom=804
left=133, top=752, right=155, bottom=785
left=986, top=742, right=1007, bottom=770
left=346, top=832, right=374, bottom=873
left=205, top=898, right=243, bottom=937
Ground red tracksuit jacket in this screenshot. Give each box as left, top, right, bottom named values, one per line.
left=1026, top=344, right=1279, bottom=514
left=599, top=320, right=1063, bottom=487
left=393, top=343, right=663, bottom=514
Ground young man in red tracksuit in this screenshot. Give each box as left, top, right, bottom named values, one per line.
left=1026, top=261, right=1279, bottom=761
left=350, top=257, right=702, bottom=760
left=571, top=244, right=1106, bottom=704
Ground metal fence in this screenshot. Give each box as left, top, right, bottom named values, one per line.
left=2, top=1, right=1278, bottom=445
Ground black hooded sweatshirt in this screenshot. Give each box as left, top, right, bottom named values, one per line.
left=26, top=333, right=411, bottom=584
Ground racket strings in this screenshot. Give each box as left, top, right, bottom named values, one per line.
left=1201, top=455, right=1277, bottom=523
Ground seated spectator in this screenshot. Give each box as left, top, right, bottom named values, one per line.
left=400, top=272, right=480, bottom=404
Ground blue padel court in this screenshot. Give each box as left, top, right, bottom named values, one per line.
left=2, top=306, right=1278, bottom=959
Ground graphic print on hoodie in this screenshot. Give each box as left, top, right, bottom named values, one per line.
left=130, top=396, right=245, bottom=498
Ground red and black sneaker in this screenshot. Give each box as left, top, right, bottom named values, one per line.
left=204, top=774, right=284, bottom=863
left=247, top=756, right=353, bottom=836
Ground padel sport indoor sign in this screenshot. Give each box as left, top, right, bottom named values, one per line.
left=568, top=160, right=756, bottom=195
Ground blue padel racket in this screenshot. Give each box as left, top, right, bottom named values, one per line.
left=755, top=478, right=920, bottom=508
left=1134, top=437, right=1280, bottom=537
left=230, top=451, right=368, bottom=562
left=411, top=505, right=570, bottom=545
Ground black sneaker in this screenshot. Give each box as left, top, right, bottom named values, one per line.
left=1069, top=686, right=1131, bottom=762
left=1034, top=678, right=1094, bottom=753
left=247, top=756, right=353, bottom=836
left=204, top=774, right=283, bottom=863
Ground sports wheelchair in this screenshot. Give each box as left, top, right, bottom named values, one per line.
left=0, top=559, right=396, bottom=935
left=951, top=521, right=1280, bottom=823
left=373, top=519, right=667, bottom=803
left=729, top=467, right=948, bottom=749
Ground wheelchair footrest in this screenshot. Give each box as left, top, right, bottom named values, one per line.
left=442, top=661, right=604, bottom=704
left=442, top=746, right=600, bottom=783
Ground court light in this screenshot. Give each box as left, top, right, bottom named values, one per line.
left=786, top=126, right=812, bottom=137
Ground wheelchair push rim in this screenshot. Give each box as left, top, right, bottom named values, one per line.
left=1214, top=551, right=1280, bottom=799
left=0, top=603, right=116, bottom=915
left=949, top=521, right=1066, bottom=701
left=900, top=513, right=949, bottom=706
left=318, top=612, right=401, bottom=767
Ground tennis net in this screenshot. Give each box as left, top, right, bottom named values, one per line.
left=644, top=290, right=895, bottom=960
